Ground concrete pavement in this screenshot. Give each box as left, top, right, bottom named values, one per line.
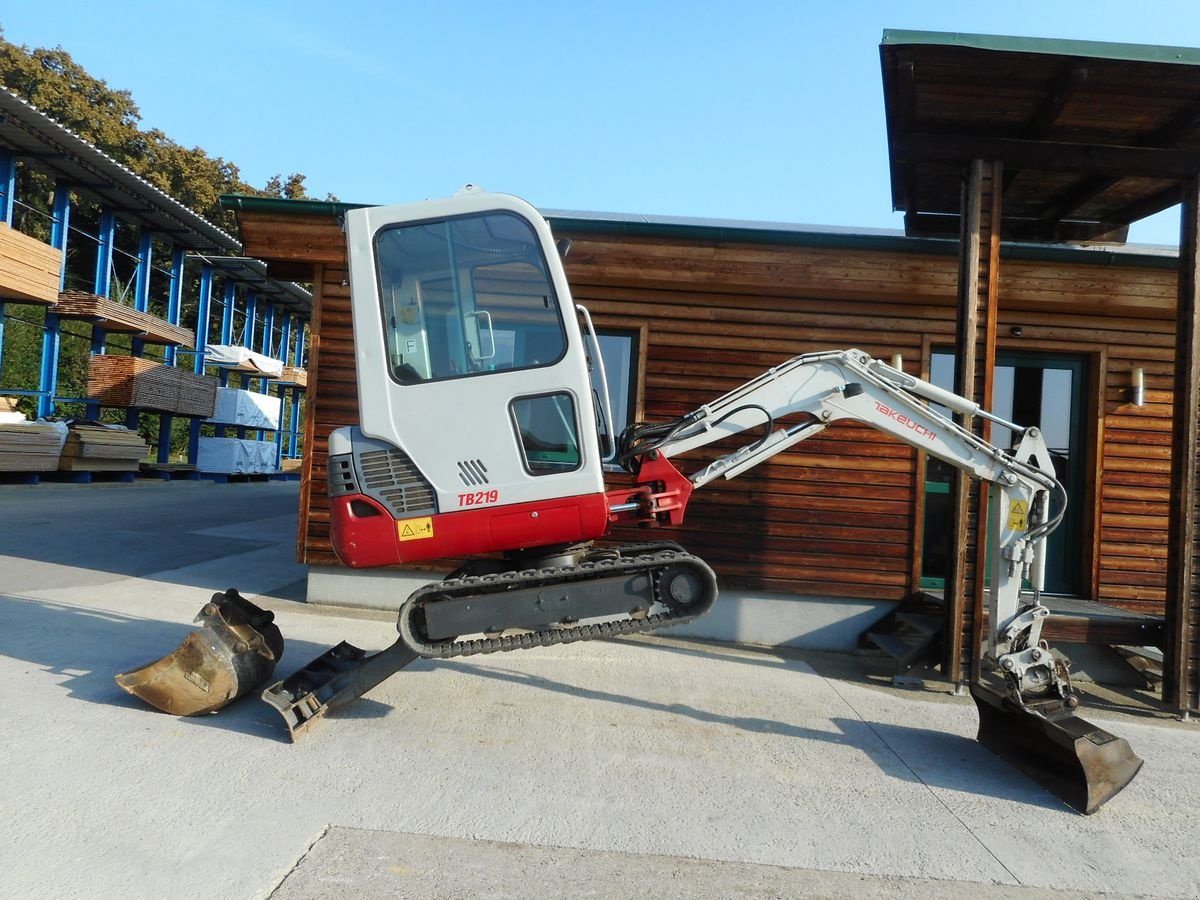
left=0, top=481, right=1196, bottom=899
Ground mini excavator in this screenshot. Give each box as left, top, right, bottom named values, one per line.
left=117, top=188, right=1141, bottom=814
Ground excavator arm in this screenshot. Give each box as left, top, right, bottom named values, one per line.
left=612, top=348, right=1141, bottom=812
left=613, top=349, right=1067, bottom=702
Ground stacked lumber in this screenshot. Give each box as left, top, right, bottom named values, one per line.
left=0, top=222, right=62, bottom=305
left=59, top=423, right=149, bottom=472
left=54, top=292, right=194, bottom=346
left=274, top=366, right=308, bottom=388
left=0, top=421, right=65, bottom=471
left=88, top=355, right=218, bottom=417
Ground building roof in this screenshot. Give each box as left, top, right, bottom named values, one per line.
left=0, top=88, right=241, bottom=254
left=221, top=193, right=1180, bottom=273
left=880, top=29, right=1200, bottom=242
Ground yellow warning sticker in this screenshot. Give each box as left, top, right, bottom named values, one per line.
left=1007, top=500, right=1029, bottom=531
left=397, top=517, right=434, bottom=542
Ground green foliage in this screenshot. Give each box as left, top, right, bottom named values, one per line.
left=0, top=26, right=313, bottom=462
left=0, top=26, right=331, bottom=228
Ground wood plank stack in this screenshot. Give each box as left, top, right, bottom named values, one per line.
left=0, top=421, right=64, bottom=471
left=0, top=222, right=62, bottom=305
left=59, top=423, right=149, bottom=472
left=54, top=292, right=194, bottom=346
left=275, top=366, right=308, bottom=388
left=88, top=355, right=218, bottom=417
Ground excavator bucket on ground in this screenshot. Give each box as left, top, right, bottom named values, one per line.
left=970, top=682, right=1143, bottom=814
left=115, top=589, right=284, bottom=716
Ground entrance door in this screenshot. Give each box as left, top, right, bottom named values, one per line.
left=920, top=350, right=1086, bottom=595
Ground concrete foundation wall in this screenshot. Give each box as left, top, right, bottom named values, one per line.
left=305, top=565, right=897, bottom=652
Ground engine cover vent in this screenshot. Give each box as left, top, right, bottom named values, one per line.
left=358, top=447, right=437, bottom=517
left=457, top=459, right=490, bottom=486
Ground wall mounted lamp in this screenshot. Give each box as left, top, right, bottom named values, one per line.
left=1132, top=367, right=1145, bottom=407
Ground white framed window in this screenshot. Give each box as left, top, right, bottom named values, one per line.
left=594, top=326, right=644, bottom=464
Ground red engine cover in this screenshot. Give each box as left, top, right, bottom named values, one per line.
left=330, top=492, right=612, bottom=568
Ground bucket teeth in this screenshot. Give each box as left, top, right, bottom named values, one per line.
left=115, top=589, right=284, bottom=716
left=971, top=682, right=1143, bottom=814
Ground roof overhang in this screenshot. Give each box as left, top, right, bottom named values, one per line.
left=880, top=30, right=1200, bottom=243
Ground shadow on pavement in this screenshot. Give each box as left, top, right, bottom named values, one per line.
left=438, top=658, right=1067, bottom=812
left=0, top=592, right=349, bottom=743
left=0, top=482, right=300, bottom=592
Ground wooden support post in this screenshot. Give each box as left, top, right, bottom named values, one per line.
left=1165, top=176, right=1200, bottom=716
left=944, top=159, right=1002, bottom=685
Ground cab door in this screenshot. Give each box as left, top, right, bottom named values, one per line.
left=343, top=191, right=607, bottom=520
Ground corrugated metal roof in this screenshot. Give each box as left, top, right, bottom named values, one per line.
left=0, top=88, right=240, bottom=253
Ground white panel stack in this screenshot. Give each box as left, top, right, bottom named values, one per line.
left=205, top=388, right=282, bottom=430
left=204, top=344, right=284, bottom=377
left=196, top=437, right=278, bottom=474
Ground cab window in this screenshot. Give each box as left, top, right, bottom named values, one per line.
left=375, top=211, right=566, bottom=384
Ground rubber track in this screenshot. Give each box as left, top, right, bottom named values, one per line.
left=398, top=548, right=717, bottom=660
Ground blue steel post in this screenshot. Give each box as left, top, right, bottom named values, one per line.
left=164, top=248, right=185, bottom=366
left=36, top=183, right=72, bottom=418
left=158, top=248, right=185, bottom=463
left=85, top=208, right=117, bottom=419
left=277, top=313, right=294, bottom=456
left=243, top=291, right=258, bottom=354
left=241, top=291, right=258, bottom=441
left=289, top=386, right=302, bottom=459
left=0, top=148, right=14, bottom=224
left=188, top=264, right=214, bottom=465
left=0, top=151, right=13, bottom=379
left=126, top=231, right=154, bottom=428
left=220, top=281, right=236, bottom=345
left=260, top=301, right=275, bottom=444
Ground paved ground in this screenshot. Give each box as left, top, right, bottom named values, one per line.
left=1, top=481, right=1197, bottom=899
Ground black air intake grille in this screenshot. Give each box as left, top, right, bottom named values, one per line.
left=358, top=448, right=437, bottom=517
left=457, top=459, right=490, bottom=486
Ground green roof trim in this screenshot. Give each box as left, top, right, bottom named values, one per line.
left=881, top=28, right=1200, bottom=67
left=219, top=193, right=369, bottom=216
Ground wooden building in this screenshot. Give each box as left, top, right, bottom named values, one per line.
left=223, top=30, right=1200, bottom=716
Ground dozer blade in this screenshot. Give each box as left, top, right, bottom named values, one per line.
left=115, top=589, right=284, bottom=716
left=261, top=638, right=417, bottom=741
left=970, top=682, right=1143, bottom=814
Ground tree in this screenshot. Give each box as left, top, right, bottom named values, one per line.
left=0, top=26, right=330, bottom=227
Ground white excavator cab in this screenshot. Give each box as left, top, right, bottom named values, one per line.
left=333, top=189, right=613, bottom=565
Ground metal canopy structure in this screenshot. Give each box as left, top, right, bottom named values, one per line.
left=0, top=88, right=240, bottom=253
left=881, top=29, right=1200, bottom=242
left=196, top=256, right=313, bottom=315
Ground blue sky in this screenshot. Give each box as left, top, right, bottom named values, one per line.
left=3, top=1, right=1200, bottom=244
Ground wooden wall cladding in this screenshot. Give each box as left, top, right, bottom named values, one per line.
left=559, top=232, right=1180, bottom=612
left=289, top=219, right=1180, bottom=615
